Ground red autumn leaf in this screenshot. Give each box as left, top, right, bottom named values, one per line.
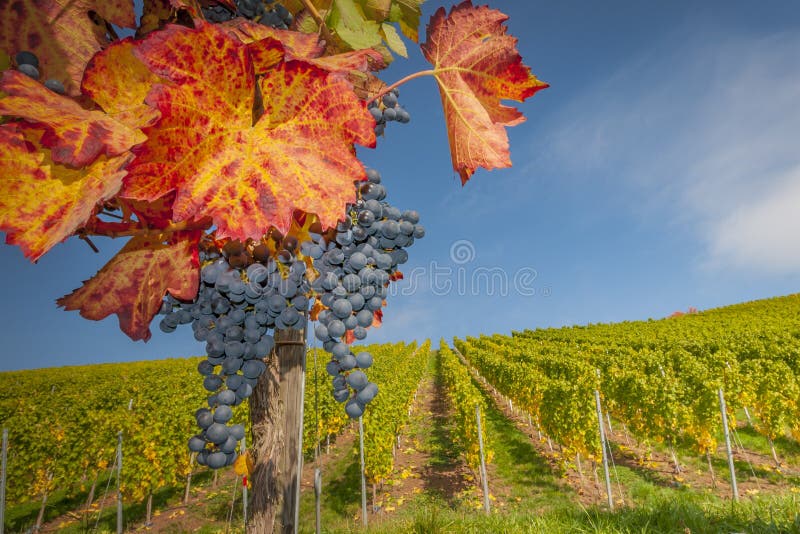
left=0, top=70, right=146, bottom=167
left=122, top=22, right=375, bottom=240
left=420, top=0, right=548, bottom=184
left=57, top=231, right=201, bottom=341
left=0, top=123, right=129, bottom=261
left=0, top=0, right=136, bottom=96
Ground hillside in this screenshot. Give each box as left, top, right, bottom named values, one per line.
left=1, top=295, right=800, bottom=533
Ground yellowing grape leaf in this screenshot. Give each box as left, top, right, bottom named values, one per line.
left=0, top=124, right=129, bottom=261
left=420, top=1, right=548, bottom=184
left=122, top=22, right=375, bottom=240
left=389, top=0, right=423, bottom=42
left=362, top=0, right=391, bottom=20
left=0, top=0, right=136, bottom=96
left=234, top=450, right=253, bottom=477
left=81, top=39, right=162, bottom=130
left=0, top=71, right=146, bottom=167
left=57, top=231, right=200, bottom=341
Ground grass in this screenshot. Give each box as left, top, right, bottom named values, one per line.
left=301, top=493, right=800, bottom=534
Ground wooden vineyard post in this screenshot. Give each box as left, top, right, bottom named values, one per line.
left=475, top=404, right=491, bottom=515
left=359, top=416, right=367, bottom=528
left=718, top=389, right=739, bottom=501
left=1, top=428, right=7, bottom=534
left=249, top=325, right=307, bottom=534
left=295, top=348, right=307, bottom=531
left=594, top=389, right=613, bottom=510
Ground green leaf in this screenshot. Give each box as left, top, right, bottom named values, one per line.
left=329, top=0, right=382, bottom=51
left=380, top=22, right=407, bottom=57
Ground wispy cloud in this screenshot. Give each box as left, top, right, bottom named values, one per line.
left=529, top=27, right=800, bottom=273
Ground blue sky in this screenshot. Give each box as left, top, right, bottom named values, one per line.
left=2, top=0, right=800, bottom=370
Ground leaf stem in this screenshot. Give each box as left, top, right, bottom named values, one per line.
left=368, top=69, right=437, bottom=105
left=371, top=65, right=526, bottom=105
left=299, top=0, right=334, bottom=44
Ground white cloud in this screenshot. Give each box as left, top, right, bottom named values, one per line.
left=531, top=27, right=800, bottom=273
left=706, top=168, right=800, bottom=273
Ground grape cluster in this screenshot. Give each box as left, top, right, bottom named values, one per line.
left=160, top=166, right=422, bottom=467
left=159, top=238, right=308, bottom=468
left=306, top=168, right=424, bottom=419
left=201, top=0, right=293, bottom=29
left=12, top=51, right=65, bottom=94
left=369, top=88, right=410, bottom=136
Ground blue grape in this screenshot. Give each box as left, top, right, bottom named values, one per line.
left=217, top=389, right=237, bottom=405
left=206, top=423, right=229, bottom=444
left=188, top=436, right=206, bottom=452
left=203, top=375, right=223, bottom=392
left=207, top=451, right=228, bottom=469
left=339, top=353, right=357, bottom=371
left=356, top=382, right=378, bottom=404
left=346, top=371, right=368, bottom=391
left=333, top=388, right=350, bottom=403
left=196, top=409, right=213, bottom=429
left=345, top=399, right=365, bottom=419
left=230, top=424, right=246, bottom=441
left=355, top=352, right=373, bottom=369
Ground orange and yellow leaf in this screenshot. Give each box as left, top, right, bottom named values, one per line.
left=0, top=70, right=146, bottom=167
left=81, top=39, right=162, bottom=130
left=0, top=124, right=128, bottom=261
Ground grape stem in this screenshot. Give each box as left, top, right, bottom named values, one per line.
left=299, top=0, right=334, bottom=44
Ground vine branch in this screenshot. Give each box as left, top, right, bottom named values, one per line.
left=80, top=217, right=213, bottom=240
left=299, top=0, right=334, bottom=44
